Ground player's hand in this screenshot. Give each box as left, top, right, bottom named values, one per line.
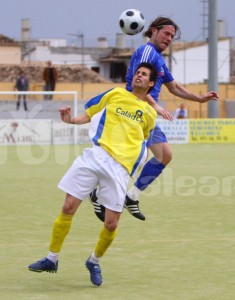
left=151, top=102, right=173, bottom=121
left=199, top=91, right=219, bottom=103
left=59, top=106, right=72, bottom=124
left=157, top=106, right=173, bottom=121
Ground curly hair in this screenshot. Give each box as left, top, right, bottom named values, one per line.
left=144, top=16, right=181, bottom=40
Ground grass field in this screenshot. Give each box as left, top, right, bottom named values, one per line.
left=0, top=144, right=235, bottom=300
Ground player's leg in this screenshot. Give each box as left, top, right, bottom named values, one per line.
left=93, top=209, right=120, bottom=257
left=125, top=125, right=172, bottom=220
left=86, top=158, right=128, bottom=286
left=28, top=194, right=82, bottom=273
left=86, top=209, right=120, bottom=286
left=28, top=150, right=98, bottom=273
left=126, top=141, right=172, bottom=199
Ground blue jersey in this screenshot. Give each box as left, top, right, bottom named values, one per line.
left=126, top=42, right=174, bottom=102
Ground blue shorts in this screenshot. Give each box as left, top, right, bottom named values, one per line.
left=146, top=124, right=168, bottom=147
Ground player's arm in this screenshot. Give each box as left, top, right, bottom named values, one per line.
left=59, top=106, right=90, bottom=124
left=145, top=94, right=173, bottom=121
left=165, top=80, right=219, bottom=103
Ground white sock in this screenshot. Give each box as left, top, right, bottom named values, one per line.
left=127, top=186, right=141, bottom=201
left=89, top=253, right=99, bottom=264
left=47, top=251, right=59, bottom=263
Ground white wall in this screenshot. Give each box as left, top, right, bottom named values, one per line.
left=171, top=39, right=230, bottom=84
left=0, top=46, right=21, bottom=65
left=27, top=46, right=99, bottom=68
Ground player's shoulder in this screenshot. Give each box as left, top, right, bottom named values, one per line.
left=136, top=42, right=154, bottom=53
left=143, top=42, right=158, bottom=52
left=104, top=87, right=132, bottom=102
left=139, top=43, right=162, bottom=60
left=113, top=87, right=126, bottom=92
left=112, top=87, right=131, bottom=95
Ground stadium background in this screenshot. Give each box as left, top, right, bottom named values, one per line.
left=0, top=80, right=235, bottom=118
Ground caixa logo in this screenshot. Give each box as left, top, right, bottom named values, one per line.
left=116, top=108, right=143, bottom=123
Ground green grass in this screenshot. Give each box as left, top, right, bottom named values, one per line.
left=0, top=144, right=235, bottom=300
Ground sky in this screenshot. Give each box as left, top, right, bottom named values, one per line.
left=0, top=0, right=234, bottom=48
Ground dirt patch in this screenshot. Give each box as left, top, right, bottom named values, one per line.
left=0, top=63, right=109, bottom=83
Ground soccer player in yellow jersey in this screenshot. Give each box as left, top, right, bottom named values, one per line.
left=28, top=62, right=157, bottom=286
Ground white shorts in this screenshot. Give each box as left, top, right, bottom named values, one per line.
left=58, top=146, right=129, bottom=212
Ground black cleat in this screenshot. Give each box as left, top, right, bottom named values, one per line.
left=89, top=189, right=105, bottom=222
left=124, top=195, right=145, bottom=221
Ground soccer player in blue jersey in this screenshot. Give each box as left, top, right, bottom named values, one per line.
left=90, top=16, right=219, bottom=222
left=28, top=63, right=157, bottom=286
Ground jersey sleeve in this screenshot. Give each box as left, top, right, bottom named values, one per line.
left=161, top=63, right=174, bottom=83
left=84, top=88, right=114, bottom=118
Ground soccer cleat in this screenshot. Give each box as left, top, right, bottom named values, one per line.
left=89, top=189, right=105, bottom=222
left=124, top=195, right=146, bottom=221
left=28, top=257, right=58, bottom=273
left=85, top=258, right=102, bottom=286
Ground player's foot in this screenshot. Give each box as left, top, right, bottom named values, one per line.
left=28, top=257, right=58, bottom=273
left=89, top=189, right=105, bottom=222
left=85, top=257, right=102, bottom=286
left=124, top=195, right=145, bottom=221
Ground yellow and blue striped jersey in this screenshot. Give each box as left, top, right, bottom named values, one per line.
left=85, top=87, right=157, bottom=176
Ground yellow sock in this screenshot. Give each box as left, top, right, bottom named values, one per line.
left=49, top=211, right=73, bottom=253
left=94, top=227, right=117, bottom=258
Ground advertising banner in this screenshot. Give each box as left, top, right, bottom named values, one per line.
left=52, top=121, right=90, bottom=144
left=189, top=119, right=235, bottom=143
left=1, top=119, right=234, bottom=145
left=0, top=120, right=52, bottom=145
left=158, top=119, right=189, bottom=144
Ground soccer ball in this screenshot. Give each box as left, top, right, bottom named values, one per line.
left=119, top=9, right=145, bottom=35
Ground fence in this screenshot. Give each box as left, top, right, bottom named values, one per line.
left=0, top=91, right=235, bottom=145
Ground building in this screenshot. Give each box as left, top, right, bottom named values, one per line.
left=19, top=35, right=234, bottom=84
left=0, top=35, right=21, bottom=65
left=20, top=34, right=135, bottom=83
left=166, top=38, right=233, bottom=84
left=0, top=27, right=234, bottom=84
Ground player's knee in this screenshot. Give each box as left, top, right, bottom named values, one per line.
left=165, top=150, right=173, bottom=164
left=62, top=203, right=75, bottom=215
left=161, top=148, right=172, bottom=165
left=153, top=152, right=172, bottom=166
left=62, top=194, right=80, bottom=215
left=104, top=220, right=118, bottom=232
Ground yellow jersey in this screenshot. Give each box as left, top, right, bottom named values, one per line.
left=85, top=87, right=157, bottom=176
